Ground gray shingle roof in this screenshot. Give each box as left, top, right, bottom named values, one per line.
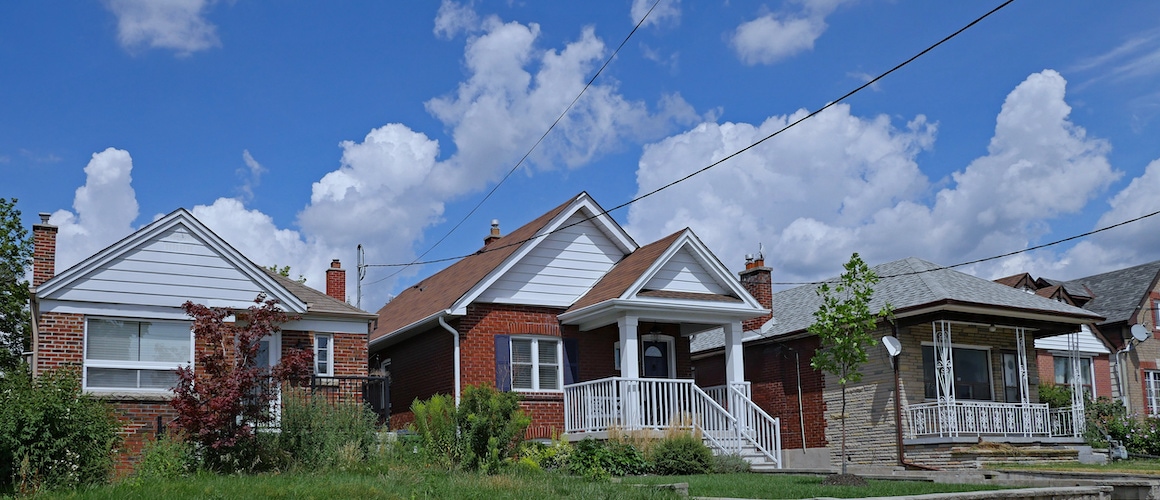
left=691, top=257, right=1102, bottom=353
left=1056, top=260, right=1160, bottom=325
left=263, top=268, right=376, bottom=319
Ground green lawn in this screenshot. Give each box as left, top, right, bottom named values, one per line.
left=28, top=468, right=1020, bottom=500
left=624, top=473, right=1013, bottom=499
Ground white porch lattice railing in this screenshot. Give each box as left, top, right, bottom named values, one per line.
left=564, top=377, right=781, bottom=467
left=906, top=401, right=1084, bottom=438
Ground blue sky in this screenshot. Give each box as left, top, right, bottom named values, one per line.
left=4, top=1, right=1160, bottom=310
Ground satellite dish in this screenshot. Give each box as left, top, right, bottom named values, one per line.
left=1131, top=324, right=1152, bottom=343
left=881, top=336, right=902, bottom=357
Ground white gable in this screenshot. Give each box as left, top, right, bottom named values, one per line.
left=1035, top=326, right=1110, bottom=355
left=46, top=225, right=271, bottom=309
left=38, top=210, right=304, bottom=317
left=476, top=211, right=627, bottom=307
left=642, top=246, right=730, bottom=295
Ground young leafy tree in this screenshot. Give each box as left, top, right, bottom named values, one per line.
left=265, top=264, right=306, bottom=284
left=0, top=198, right=33, bottom=373
left=170, top=294, right=313, bottom=472
left=808, top=253, right=892, bottom=476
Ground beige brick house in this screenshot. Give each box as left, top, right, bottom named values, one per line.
left=693, top=257, right=1104, bottom=469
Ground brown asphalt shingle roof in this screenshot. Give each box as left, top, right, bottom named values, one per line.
left=566, top=230, right=685, bottom=313
left=371, top=195, right=577, bottom=342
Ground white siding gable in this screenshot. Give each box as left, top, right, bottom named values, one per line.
left=1035, top=326, right=1110, bottom=355
left=641, top=246, right=730, bottom=295
left=46, top=225, right=269, bottom=309
left=477, top=211, right=626, bottom=307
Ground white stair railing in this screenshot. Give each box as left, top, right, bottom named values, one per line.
left=564, top=377, right=782, bottom=467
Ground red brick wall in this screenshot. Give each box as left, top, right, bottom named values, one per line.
left=1037, top=351, right=1054, bottom=385
left=693, top=336, right=828, bottom=450
left=332, top=332, right=367, bottom=377
left=378, top=326, right=454, bottom=428
left=325, top=265, right=345, bottom=303
left=109, top=400, right=180, bottom=478
left=739, top=265, right=773, bottom=332
left=1038, top=350, right=1114, bottom=399
left=34, top=312, right=84, bottom=375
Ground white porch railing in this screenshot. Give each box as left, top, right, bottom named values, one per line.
left=564, top=377, right=781, bottom=467
left=906, top=401, right=1084, bottom=438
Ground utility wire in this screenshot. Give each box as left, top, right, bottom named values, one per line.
left=362, top=0, right=1019, bottom=272
left=362, top=0, right=666, bottom=288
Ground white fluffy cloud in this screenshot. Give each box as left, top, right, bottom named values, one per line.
left=729, top=0, right=848, bottom=66
left=627, top=70, right=1123, bottom=284
left=631, top=0, right=681, bottom=28
left=49, top=5, right=700, bottom=309
left=104, top=0, right=221, bottom=55
left=49, top=148, right=140, bottom=270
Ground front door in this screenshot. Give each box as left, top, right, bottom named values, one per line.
left=642, top=340, right=670, bottom=378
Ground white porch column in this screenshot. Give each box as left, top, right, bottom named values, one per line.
left=617, top=314, right=641, bottom=430
left=723, top=321, right=745, bottom=386
left=618, top=315, right=640, bottom=379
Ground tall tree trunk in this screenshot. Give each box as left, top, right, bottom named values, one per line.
left=840, top=382, right=847, bottom=475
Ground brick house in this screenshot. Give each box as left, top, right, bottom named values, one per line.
left=1038, top=261, right=1160, bottom=417
left=993, top=273, right=1114, bottom=404
left=692, top=257, right=1104, bottom=469
left=370, top=192, right=785, bottom=467
left=28, top=209, right=376, bottom=474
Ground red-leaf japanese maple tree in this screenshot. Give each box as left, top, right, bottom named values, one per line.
left=171, top=294, right=313, bottom=471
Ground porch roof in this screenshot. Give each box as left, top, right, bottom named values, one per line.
left=691, top=257, right=1104, bottom=353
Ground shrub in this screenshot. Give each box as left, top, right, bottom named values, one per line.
left=520, top=439, right=572, bottom=471
left=0, top=368, right=121, bottom=494
left=1083, top=396, right=1133, bottom=449
left=131, top=433, right=197, bottom=482
left=410, top=393, right=464, bottom=468
left=568, top=438, right=650, bottom=478
left=1037, top=383, right=1073, bottom=409
left=649, top=432, right=713, bottom=475
left=456, top=385, right=530, bottom=473
left=278, top=391, right=378, bottom=470
left=711, top=453, right=751, bottom=474
left=409, top=385, right=530, bottom=473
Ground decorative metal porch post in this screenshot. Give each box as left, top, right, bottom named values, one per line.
left=933, top=320, right=956, bottom=436
left=1015, top=327, right=1032, bottom=435
left=1068, top=328, right=1086, bottom=437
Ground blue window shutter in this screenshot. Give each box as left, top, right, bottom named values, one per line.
left=495, top=335, right=511, bottom=392
left=563, top=338, right=579, bottom=385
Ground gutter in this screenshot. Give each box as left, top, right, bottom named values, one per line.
left=438, top=313, right=461, bottom=406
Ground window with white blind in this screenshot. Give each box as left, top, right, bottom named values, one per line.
left=314, top=334, right=333, bottom=376
left=510, top=337, right=561, bottom=391
left=85, top=318, right=192, bottom=391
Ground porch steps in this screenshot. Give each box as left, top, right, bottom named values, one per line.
left=702, top=434, right=780, bottom=469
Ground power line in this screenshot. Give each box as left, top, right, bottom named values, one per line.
left=361, top=0, right=1019, bottom=272
left=770, top=208, right=1160, bottom=286
left=360, top=0, right=666, bottom=289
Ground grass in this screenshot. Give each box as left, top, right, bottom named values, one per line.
left=30, top=465, right=676, bottom=500
left=623, top=473, right=1014, bottom=499
left=29, top=468, right=1018, bottom=500
left=988, top=458, right=1160, bottom=475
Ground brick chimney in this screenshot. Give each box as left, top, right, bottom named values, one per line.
left=325, top=259, right=345, bottom=302
left=739, top=253, right=773, bottom=332
left=483, top=219, right=501, bottom=246
left=32, top=213, right=57, bottom=288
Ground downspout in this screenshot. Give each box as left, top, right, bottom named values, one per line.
left=28, top=290, right=39, bottom=378
left=891, top=324, right=938, bottom=471
left=792, top=349, right=805, bottom=453
left=438, top=314, right=461, bottom=406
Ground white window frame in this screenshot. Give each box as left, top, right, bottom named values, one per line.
left=314, top=334, right=333, bottom=377
left=1052, top=354, right=1096, bottom=398
left=510, top=336, right=563, bottom=392
left=83, top=317, right=194, bottom=393
left=920, top=342, right=994, bottom=401
left=1146, top=370, right=1160, bottom=416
